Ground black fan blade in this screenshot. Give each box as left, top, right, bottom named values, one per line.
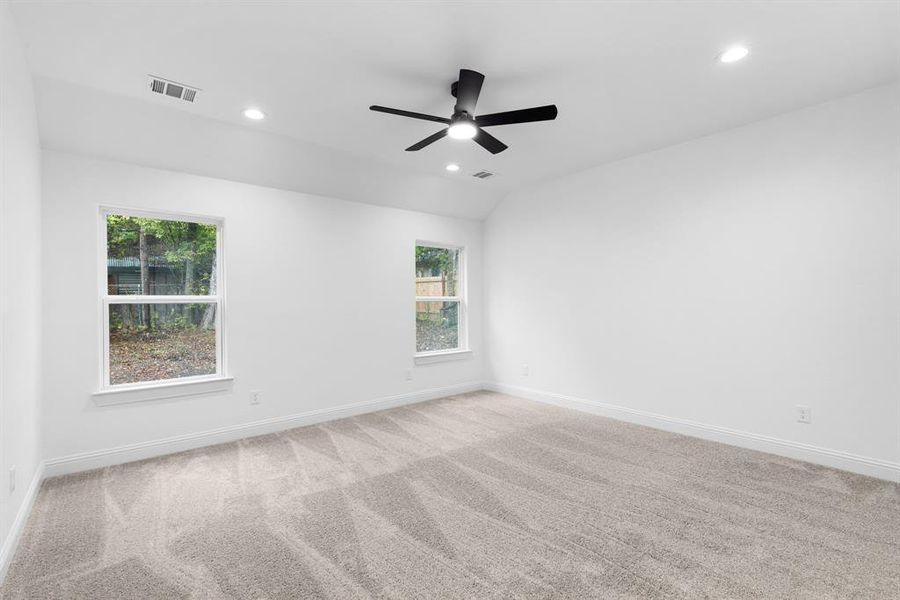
left=476, top=105, right=558, bottom=127
left=473, top=128, right=508, bottom=154
left=406, top=128, right=448, bottom=151
left=370, top=105, right=450, bottom=124
left=454, top=69, right=485, bottom=114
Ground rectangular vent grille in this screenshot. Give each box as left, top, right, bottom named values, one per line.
left=148, top=76, right=199, bottom=103
left=472, top=171, right=495, bottom=179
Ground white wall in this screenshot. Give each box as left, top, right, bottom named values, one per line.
left=485, top=84, right=900, bottom=478
left=0, top=3, right=43, bottom=572
left=41, top=151, right=484, bottom=465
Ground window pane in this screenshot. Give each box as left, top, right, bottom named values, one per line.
left=416, top=301, right=458, bottom=352
left=108, top=303, right=217, bottom=385
left=107, top=214, right=217, bottom=295
left=415, top=246, right=459, bottom=297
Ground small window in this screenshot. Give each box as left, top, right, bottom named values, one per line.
left=101, top=209, right=225, bottom=388
left=415, top=243, right=466, bottom=354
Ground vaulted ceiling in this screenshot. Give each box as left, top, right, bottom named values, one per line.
left=11, top=0, right=900, bottom=218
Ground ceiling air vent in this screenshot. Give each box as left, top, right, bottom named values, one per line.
left=472, top=170, right=495, bottom=179
left=148, top=76, right=200, bottom=103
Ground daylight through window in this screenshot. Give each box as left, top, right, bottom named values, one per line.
left=102, top=210, right=224, bottom=387
left=415, top=244, right=465, bottom=354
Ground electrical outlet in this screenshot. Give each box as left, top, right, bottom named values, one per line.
left=9, top=466, right=15, bottom=494
left=405, top=369, right=413, bottom=381
left=797, top=406, right=812, bottom=424
left=521, top=364, right=529, bottom=377
left=250, top=390, right=261, bottom=405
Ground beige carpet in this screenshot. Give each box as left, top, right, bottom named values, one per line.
left=2, top=391, right=898, bottom=599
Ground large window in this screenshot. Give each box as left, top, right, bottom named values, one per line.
left=415, top=243, right=465, bottom=355
left=101, top=208, right=225, bottom=389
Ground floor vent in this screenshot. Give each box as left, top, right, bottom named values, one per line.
left=472, top=170, right=495, bottom=179
left=148, top=76, right=200, bottom=103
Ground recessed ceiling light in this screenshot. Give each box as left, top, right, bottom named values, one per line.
left=445, top=163, right=460, bottom=172
left=243, top=107, right=266, bottom=120
left=719, top=46, right=750, bottom=64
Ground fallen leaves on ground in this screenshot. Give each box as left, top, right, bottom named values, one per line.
left=110, top=328, right=216, bottom=385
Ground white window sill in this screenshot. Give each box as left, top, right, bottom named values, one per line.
left=414, top=349, right=473, bottom=365
left=93, top=376, right=234, bottom=406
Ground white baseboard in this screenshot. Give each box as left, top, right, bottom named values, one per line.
left=44, top=381, right=485, bottom=478
left=0, top=461, right=44, bottom=584
left=487, top=382, right=900, bottom=483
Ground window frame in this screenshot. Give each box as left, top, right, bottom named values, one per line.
left=97, top=206, right=228, bottom=393
left=414, top=240, right=468, bottom=359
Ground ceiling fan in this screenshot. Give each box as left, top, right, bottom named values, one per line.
left=369, top=68, right=558, bottom=154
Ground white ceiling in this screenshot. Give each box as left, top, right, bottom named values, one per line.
left=11, top=0, right=900, bottom=199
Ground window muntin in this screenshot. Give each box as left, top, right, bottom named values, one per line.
left=101, top=209, right=224, bottom=389
left=415, top=244, right=465, bottom=354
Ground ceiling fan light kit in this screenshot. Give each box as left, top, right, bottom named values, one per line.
left=447, top=116, right=477, bottom=140
left=370, top=68, right=558, bottom=154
